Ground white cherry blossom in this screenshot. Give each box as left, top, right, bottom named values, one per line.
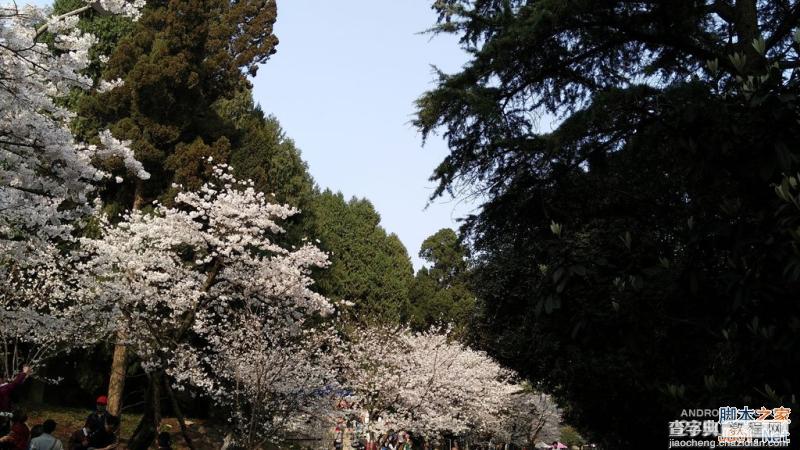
left=0, top=1, right=147, bottom=252
left=339, top=327, right=559, bottom=442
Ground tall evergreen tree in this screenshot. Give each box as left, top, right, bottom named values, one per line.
left=416, top=0, right=800, bottom=446
left=71, top=0, right=279, bottom=207
left=307, top=190, right=414, bottom=324
left=408, top=228, right=475, bottom=333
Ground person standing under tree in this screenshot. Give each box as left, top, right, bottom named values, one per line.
left=333, top=420, right=345, bottom=450
left=401, top=433, right=412, bottom=450
left=156, top=432, right=172, bottom=450
left=86, top=415, right=118, bottom=450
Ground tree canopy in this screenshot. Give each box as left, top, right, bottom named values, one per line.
left=417, top=0, right=800, bottom=446
left=214, top=90, right=314, bottom=209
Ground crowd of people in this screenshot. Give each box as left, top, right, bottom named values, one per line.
left=0, top=366, right=172, bottom=450
left=375, top=431, right=412, bottom=450
left=332, top=419, right=417, bottom=450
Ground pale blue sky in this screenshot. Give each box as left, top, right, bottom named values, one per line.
left=251, top=1, right=473, bottom=269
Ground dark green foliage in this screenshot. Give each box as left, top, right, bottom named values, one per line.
left=72, top=0, right=280, bottom=205
left=417, top=0, right=800, bottom=446
left=307, top=190, right=414, bottom=324
left=215, top=90, right=314, bottom=209
left=407, top=228, right=476, bottom=333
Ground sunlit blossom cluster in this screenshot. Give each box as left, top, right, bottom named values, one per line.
left=340, top=327, right=561, bottom=444
left=173, top=317, right=343, bottom=448
left=0, top=241, right=112, bottom=378
left=96, top=0, right=146, bottom=20
left=75, top=164, right=331, bottom=366
left=0, top=1, right=147, bottom=253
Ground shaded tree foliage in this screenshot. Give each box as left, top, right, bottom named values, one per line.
left=307, top=190, right=414, bottom=323
left=407, top=228, right=476, bottom=333
left=417, top=0, right=800, bottom=446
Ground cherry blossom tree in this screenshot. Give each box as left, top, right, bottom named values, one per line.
left=175, top=317, right=344, bottom=449
left=341, top=327, right=528, bottom=440
left=338, top=326, right=562, bottom=446
left=75, top=162, right=334, bottom=448
left=0, top=0, right=145, bottom=382
left=0, top=241, right=113, bottom=381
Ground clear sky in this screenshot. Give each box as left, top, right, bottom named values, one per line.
left=249, top=1, right=474, bottom=269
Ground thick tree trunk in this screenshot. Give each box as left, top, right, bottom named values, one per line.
left=106, top=334, right=127, bottom=417
left=128, top=371, right=163, bottom=450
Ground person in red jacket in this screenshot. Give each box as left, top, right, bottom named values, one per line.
left=0, top=366, right=30, bottom=412
left=0, top=366, right=30, bottom=438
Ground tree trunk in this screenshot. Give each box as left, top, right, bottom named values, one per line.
left=107, top=182, right=145, bottom=416
left=733, top=0, right=761, bottom=67
left=164, top=380, right=196, bottom=450
left=106, top=334, right=127, bottom=417
left=128, top=371, right=162, bottom=450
